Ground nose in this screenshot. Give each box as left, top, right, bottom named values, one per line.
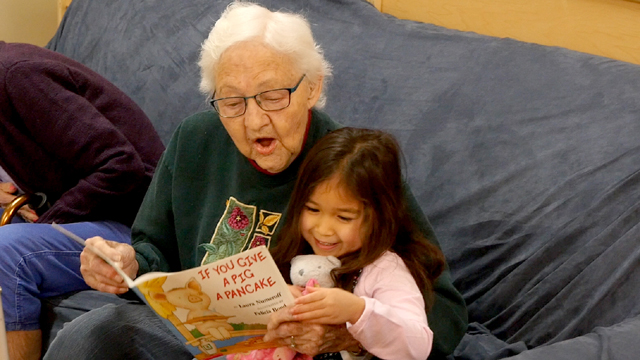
left=243, top=97, right=269, bottom=130
left=313, top=215, right=334, bottom=237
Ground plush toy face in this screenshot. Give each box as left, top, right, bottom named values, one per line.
left=290, top=254, right=341, bottom=288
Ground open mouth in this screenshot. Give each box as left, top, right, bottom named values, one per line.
left=254, top=138, right=277, bottom=155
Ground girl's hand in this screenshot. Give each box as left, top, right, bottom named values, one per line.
left=292, top=286, right=365, bottom=325
left=79, top=237, right=138, bottom=294
left=288, top=284, right=304, bottom=298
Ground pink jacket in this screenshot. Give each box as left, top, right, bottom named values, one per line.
left=348, top=251, right=432, bottom=360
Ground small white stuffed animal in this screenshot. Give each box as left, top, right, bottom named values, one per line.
left=290, top=254, right=341, bottom=289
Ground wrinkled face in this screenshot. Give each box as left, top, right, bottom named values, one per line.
left=213, top=40, right=322, bottom=173
left=301, top=175, right=365, bottom=258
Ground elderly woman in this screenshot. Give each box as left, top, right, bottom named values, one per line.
left=44, top=2, right=467, bottom=359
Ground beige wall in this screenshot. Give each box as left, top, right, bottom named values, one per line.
left=0, top=0, right=59, bottom=46
left=3, top=0, right=639, bottom=64
left=368, top=0, right=640, bottom=66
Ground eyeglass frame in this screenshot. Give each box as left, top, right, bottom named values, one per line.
left=209, top=74, right=307, bottom=118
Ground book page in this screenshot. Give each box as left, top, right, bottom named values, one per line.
left=131, top=246, right=294, bottom=359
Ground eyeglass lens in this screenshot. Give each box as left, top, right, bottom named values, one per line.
left=214, top=89, right=291, bottom=117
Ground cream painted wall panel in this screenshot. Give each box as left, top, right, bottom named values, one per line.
left=0, top=0, right=59, bottom=46
left=370, top=0, right=640, bottom=65
left=58, top=0, right=73, bottom=23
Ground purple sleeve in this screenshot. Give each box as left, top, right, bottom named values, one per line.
left=6, top=60, right=152, bottom=224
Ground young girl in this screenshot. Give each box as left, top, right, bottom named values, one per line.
left=272, top=127, right=446, bottom=360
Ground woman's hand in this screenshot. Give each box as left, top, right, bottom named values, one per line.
left=17, top=204, right=38, bottom=222
left=80, top=237, right=138, bottom=294
left=0, top=182, right=39, bottom=223
left=292, top=286, right=365, bottom=325
left=263, top=305, right=360, bottom=356
left=0, top=182, right=18, bottom=205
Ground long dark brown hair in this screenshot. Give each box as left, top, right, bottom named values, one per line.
left=272, top=127, right=445, bottom=309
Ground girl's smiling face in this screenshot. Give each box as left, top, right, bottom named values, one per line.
left=300, top=175, right=365, bottom=258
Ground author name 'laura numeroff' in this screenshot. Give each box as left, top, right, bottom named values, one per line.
left=255, top=292, right=282, bottom=304
left=238, top=291, right=283, bottom=309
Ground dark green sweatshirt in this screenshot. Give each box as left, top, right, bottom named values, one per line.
left=131, top=109, right=467, bottom=358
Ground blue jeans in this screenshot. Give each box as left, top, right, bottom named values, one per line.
left=43, top=301, right=192, bottom=360
left=0, top=220, right=131, bottom=331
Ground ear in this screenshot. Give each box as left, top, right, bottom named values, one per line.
left=306, top=75, right=324, bottom=108
left=186, top=277, right=201, bottom=291
left=291, top=255, right=303, bottom=267
left=327, top=256, right=341, bottom=267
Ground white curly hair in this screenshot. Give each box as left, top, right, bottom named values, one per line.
left=198, top=1, right=332, bottom=108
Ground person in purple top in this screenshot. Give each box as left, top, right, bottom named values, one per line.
left=0, top=41, right=165, bottom=360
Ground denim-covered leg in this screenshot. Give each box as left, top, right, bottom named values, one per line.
left=43, top=302, right=193, bottom=360
left=0, top=220, right=131, bottom=331
left=40, top=290, right=136, bottom=354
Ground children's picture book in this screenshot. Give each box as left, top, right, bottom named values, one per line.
left=52, top=223, right=295, bottom=360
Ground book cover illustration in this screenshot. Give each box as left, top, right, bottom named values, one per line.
left=131, top=246, right=295, bottom=359
left=50, top=224, right=294, bottom=360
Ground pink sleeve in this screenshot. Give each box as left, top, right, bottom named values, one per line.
left=346, top=253, right=433, bottom=360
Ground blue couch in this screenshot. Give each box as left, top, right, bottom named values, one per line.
left=43, top=1, right=640, bottom=359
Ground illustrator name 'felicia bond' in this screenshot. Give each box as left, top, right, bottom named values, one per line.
left=254, top=303, right=288, bottom=316
left=195, top=249, right=280, bottom=300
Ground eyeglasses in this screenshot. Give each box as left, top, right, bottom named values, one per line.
left=209, top=75, right=306, bottom=118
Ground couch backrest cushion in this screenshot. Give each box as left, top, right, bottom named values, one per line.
left=48, top=0, right=640, bottom=348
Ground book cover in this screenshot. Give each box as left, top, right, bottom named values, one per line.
left=52, top=224, right=294, bottom=359
left=132, top=246, right=294, bottom=359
